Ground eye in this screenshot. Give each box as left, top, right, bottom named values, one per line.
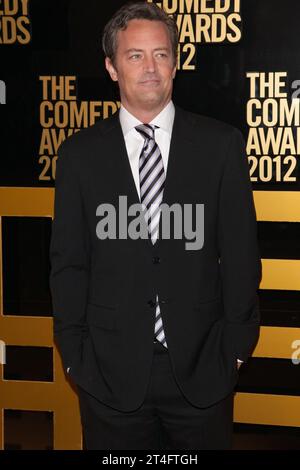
left=129, top=53, right=141, bottom=60
left=156, top=52, right=168, bottom=58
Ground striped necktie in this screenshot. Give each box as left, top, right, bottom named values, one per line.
left=135, top=123, right=168, bottom=348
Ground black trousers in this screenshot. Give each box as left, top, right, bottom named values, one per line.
left=77, top=340, right=234, bottom=450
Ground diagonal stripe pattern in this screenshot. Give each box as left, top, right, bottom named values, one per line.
left=135, top=123, right=168, bottom=348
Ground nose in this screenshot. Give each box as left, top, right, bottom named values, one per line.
left=143, top=54, right=156, bottom=72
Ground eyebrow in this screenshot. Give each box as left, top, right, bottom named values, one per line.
left=124, top=47, right=170, bottom=54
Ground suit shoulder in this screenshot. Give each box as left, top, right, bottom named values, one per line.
left=57, top=112, right=119, bottom=157
left=176, top=106, right=243, bottom=141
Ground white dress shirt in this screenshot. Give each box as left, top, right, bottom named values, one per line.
left=119, top=100, right=175, bottom=200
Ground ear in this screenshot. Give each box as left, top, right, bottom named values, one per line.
left=172, top=64, right=177, bottom=80
left=105, top=57, right=118, bottom=82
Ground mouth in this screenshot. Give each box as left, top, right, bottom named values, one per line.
left=139, top=79, right=160, bottom=85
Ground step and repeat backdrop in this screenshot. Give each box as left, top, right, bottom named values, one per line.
left=0, top=0, right=300, bottom=450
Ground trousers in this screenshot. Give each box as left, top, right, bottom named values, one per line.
left=77, top=340, right=234, bottom=450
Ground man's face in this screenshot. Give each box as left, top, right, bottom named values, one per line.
left=105, top=19, right=176, bottom=114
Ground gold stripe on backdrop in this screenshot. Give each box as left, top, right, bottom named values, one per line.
left=254, top=191, right=300, bottom=222
left=234, top=393, right=300, bottom=427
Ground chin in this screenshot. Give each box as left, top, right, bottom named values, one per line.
left=138, top=94, right=163, bottom=107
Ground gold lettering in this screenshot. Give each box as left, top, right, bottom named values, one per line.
left=0, top=0, right=18, bottom=15
left=20, top=0, right=29, bottom=15
left=195, top=14, right=211, bottom=42
left=227, top=13, right=241, bottom=42
left=16, top=16, right=30, bottom=44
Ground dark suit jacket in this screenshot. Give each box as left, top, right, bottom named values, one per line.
left=49, top=104, right=261, bottom=411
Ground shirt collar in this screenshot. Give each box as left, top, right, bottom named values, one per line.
left=119, top=100, right=175, bottom=138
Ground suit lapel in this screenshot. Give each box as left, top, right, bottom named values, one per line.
left=159, top=105, right=191, bottom=212
left=101, top=109, right=141, bottom=204
left=155, top=105, right=195, bottom=250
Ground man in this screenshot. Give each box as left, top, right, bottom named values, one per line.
left=49, top=1, right=261, bottom=450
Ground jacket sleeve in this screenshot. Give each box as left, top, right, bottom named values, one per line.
left=218, top=127, right=262, bottom=362
left=49, top=140, right=90, bottom=375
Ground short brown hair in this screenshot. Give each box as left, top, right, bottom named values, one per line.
left=102, top=1, right=178, bottom=67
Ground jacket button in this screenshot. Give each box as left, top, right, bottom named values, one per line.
left=152, top=256, right=160, bottom=264
left=147, top=299, right=156, bottom=308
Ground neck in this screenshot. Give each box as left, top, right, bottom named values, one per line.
left=121, top=100, right=170, bottom=123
